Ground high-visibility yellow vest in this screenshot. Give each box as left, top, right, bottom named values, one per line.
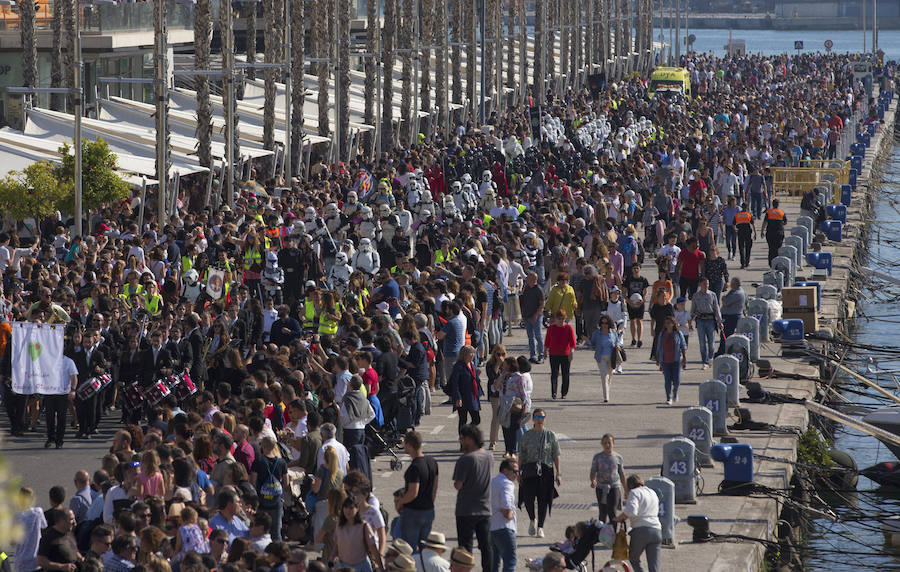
left=302, top=300, right=316, bottom=329
left=318, top=302, right=341, bottom=335
left=144, top=293, right=162, bottom=314
left=181, top=255, right=194, bottom=272
left=517, top=204, right=527, bottom=215
left=122, top=283, right=143, bottom=298
left=243, top=248, right=262, bottom=270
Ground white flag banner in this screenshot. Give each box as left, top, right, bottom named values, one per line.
left=11, top=321, right=66, bottom=395
left=206, top=268, right=225, bottom=300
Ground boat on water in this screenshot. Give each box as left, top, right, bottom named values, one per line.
left=863, top=407, right=900, bottom=460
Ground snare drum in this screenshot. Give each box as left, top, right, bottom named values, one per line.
left=123, top=382, right=145, bottom=409
left=96, top=374, right=113, bottom=390
left=75, top=378, right=102, bottom=401
left=163, top=375, right=180, bottom=391
left=145, top=380, right=171, bottom=405
left=171, top=373, right=197, bottom=400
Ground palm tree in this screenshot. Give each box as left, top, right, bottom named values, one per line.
left=364, top=0, right=377, bottom=156
left=63, top=0, right=74, bottom=111
left=465, top=0, right=474, bottom=117
left=381, top=0, right=395, bottom=152
left=434, top=0, right=447, bottom=137
left=533, top=0, right=543, bottom=104
left=290, top=0, right=305, bottom=173
left=400, top=0, right=412, bottom=144
left=338, top=0, right=349, bottom=159
left=195, top=0, right=213, bottom=168
left=221, top=0, right=241, bottom=176
left=154, top=0, right=172, bottom=205
left=50, top=1, right=62, bottom=110
left=245, top=3, right=257, bottom=81
left=264, top=0, right=284, bottom=169
left=484, top=0, right=494, bottom=103
left=419, top=0, right=432, bottom=137
left=316, top=0, right=329, bottom=138
left=20, top=0, right=37, bottom=90
left=506, top=0, right=515, bottom=104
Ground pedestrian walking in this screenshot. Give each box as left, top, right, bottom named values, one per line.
left=589, top=434, right=626, bottom=523
left=623, top=265, right=649, bottom=347
left=721, top=277, right=746, bottom=338
left=517, top=408, right=561, bottom=539
left=590, top=316, right=619, bottom=403
left=656, top=316, right=687, bottom=405
left=615, top=475, right=662, bottom=572
left=691, top=278, right=722, bottom=369
left=519, top=273, right=545, bottom=363
left=485, top=344, right=506, bottom=451
left=489, top=458, right=518, bottom=572
left=393, top=431, right=438, bottom=553
left=543, top=310, right=576, bottom=400
left=447, top=345, right=483, bottom=432
left=495, top=357, right=527, bottom=458
left=452, top=424, right=493, bottom=572
left=735, top=202, right=757, bottom=269
left=763, top=199, right=787, bottom=265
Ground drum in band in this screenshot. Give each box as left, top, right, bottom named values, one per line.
left=145, top=380, right=171, bottom=405
left=75, top=378, right=102, bottom=401
left=123, top=382, right=145, bottom=409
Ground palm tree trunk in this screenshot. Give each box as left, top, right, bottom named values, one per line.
left=264, top=0, right=283, bottom=170
left=419, top=0, right=432, bottom=137
left=381, top=0, right=396, bottom=151
left=534, top=0, right=543, bottom=104
left=50, top=1, right=62, bottom=110
left=316, top=0, right=330, bottom=138
left=506, top=0, right=515, bottom=102
left=63, top=0, right=74, bottom=112
left=518, top=0, right=526, bottom=103
left=400, top=0, right=412, bottom=144
left=290, top=0, right=304, bottom=174
left=338, top=0, right=350, bottom=159
left=434, top=0, right=447, bottom=136
left=484, top=0, right=494, bottom=101
left=560, top=0, right=568, bottom=88
left=195, top=0, right=213, bottom=168
left=245, top=4, right=257, bottom=81
left=547, top=0, right=556, bottom=82
left=451, top=0, right=461, bottom=115
left=20, top=0, right=37, bottom=89
left=465, top=0, right=475, bottom=118
left=221, top=0, right=241, bottom=174
left=364, top=0, right=377, bottom=156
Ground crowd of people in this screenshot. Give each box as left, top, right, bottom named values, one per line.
left=0, top=50, right=892, bottom=572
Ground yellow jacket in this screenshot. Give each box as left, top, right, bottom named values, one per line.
left=546, top=284, right=577, bottom=318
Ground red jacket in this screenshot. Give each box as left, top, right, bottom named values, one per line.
left=544, top=323, right=576, bottom=356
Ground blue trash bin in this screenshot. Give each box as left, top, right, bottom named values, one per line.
left=806, top=251, right=833, bottom=275
left=840, top=184, right=852, bottom=206
left=867, top=123, right=877, bottom=137
left=850, top=143, right=865, bottom=158
left=849, top=168, right=858, bottom=189
left=851, top=155, right=862, bottom=173
left=782, top=319, right=805, bottom=341
left=819, top=220, right=842, bottom=242
left=826, top=204, right=847, bottom=224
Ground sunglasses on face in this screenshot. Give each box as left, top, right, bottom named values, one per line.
left=534, top=415, right=546, bottom=420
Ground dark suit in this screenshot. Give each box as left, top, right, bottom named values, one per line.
left=139, top=347, right=173, bottom=386
left=73, top=346, right=108, bottom=436
left=228, top=318, right=248, bottom=351
left=448, top=359, right=483, bottom=431
left=187, top=329, right=208, bottom=389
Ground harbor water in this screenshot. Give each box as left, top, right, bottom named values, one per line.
left=802, top=145, right=900, bottom=571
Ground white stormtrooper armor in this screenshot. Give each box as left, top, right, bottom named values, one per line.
left=327, top=251, right=353, bottom=295
left=181, top=269, right=202, bottom=302
left=481, top=186, right=497, bottom=211
left=451, top=180, right=477, bottom=216
left=262, top=251, right=285, bottom=300
left=395, top=206, right=413, bottom=236
left=405, top=179, right=424, bottom=208
left=351, top=237, right=381, bottom=276
left=357, top=205, right=380, bottom=241
left=372, top=181, right=396, bottom=208
left=342, top=191, right=361, bottom=218
left=441, top=194, right=460, bottom=221
left=303, top=206, right=326, bottom=240
left=414, top=188, right=436, bottom=221
left=478, top=170, right=497, bottom=198
left=379, top=204, right=398, bottom=240
left=324, top=202, right=343, bottom=236
left=291, top=219, right=307, bottom=238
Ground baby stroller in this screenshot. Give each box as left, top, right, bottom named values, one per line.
left=365, top=423, right=403, bottom=471
left=394, top=375, right=423, bottom=434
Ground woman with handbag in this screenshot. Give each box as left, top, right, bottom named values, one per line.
left=494, top=356, right=527, bottom=459
left=589, top=316, right=620, bottom=403
left=517, top=408, right=561, bottom=539
left=333, top=496, right=384, bottom=572
left=447, top=345, right=483, bottom=433
left=615, top=474, right=662, bottom=572
left=485, top=344, right=507, bottom=451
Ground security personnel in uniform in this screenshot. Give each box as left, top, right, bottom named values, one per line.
left=762, top=198, right=787, bottom=265
left=734, top=202, right=757, bottom=269
left=300, top=282, right=319, bottom=334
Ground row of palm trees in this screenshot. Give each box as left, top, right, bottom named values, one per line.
left=23, top=0, right=658, bottom=179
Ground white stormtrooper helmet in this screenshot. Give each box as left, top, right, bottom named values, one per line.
left=266, top=251, right=278, bottom=265
left=359, top=237, right=372, bottom=250
left=461, top=173, right=472, bottom=185
left=482, top=170, right=492, bottom=183
left=346, top=191, right=358, bottom=205
left=292, top=219, right=306, bottom=233
left=183, top=269, right=199, bottom=286
left=378, top=180, right=390, bottom=193
left=421, top=208, right=433, bottom=219
left=443, top=195, right=455, bottom=209
left=335, top=252, right=348, bottom=265
left=360, top=205, right=373, bottom=219
left=304, top=206, right=317, bottom=221
left=451, top=181, right=462, bottom=192
left=378, top=203, right=392, bottom=218
left=325, top=202, right=339, bottom=217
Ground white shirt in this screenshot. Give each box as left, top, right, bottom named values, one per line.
left=489, top=473, right=517, bottom=531
left=0, top=245, right=10, bottom=274
left=317, top=438, right=350, bottom=473
left=103, top=484, right=130, bottom=524
left=416, top=549, right=451, bottom=572
left=623, top=486, right=661, bottom=529
left=14, top=507, right=46, bottom=572
left=55, top=356, right=78, bottom=395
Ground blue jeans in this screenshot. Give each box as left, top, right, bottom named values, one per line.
left=724, top=225, right=737, bottom=257
left=524, top=317, right=544, bottom=360
left=342, top=427, right=365, bottom=448
left=490, top=527, right=517, bottom=572
left=661, top=362, right=681, bottom=401
left=723, top=314, right=740, bottom=338
left=337, top=559, right=373, bottom=572
left=260, top=502, right=283, bottom=540
left=696, top=318, right=717, bottom=365
left=398, top=507, right=434, bottom=553
left=750, top=191, right=765, bottom=218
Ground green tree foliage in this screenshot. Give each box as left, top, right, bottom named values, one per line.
left=55, top=138, right=130, bottom=214
left=0, top=161, right=67, bottom=222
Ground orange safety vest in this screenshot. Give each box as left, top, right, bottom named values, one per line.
left=735, top=211, right=753, bottom=225
left=766, top=208, right=785, bottom=221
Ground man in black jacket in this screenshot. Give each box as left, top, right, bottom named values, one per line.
left=185, top=313, right=208, bottom=390
left=73, top=329, right=108, bottom=438
left=139, top=330, right=173, bottom=386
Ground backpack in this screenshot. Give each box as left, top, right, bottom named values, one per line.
left=420, top=335, right=436, bottom=363
left=259, top=457, right=284, bottom=508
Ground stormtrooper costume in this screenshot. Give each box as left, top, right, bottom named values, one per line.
left=327, top=251, right=353, bottom=295
left=372, top=181, right=396, bottom=208
left=395, top=205, right=413, bottom=237
left=357, top=206, right=380, bottom=241
left=351, top=237, right=381, bottom=277
left=405, top=178, right=424, bottom=209
left=262, top=251, right=285, bottom=304
left=481, top=186, right=498, bottom=212
left=181, top=269, right=202, bottom=303
left=479, top=169, right=497, bottom=198
left=414, top=190, right=436, bottom=223
left=441, top=195, right=460, bottom=222
left=379, top=204, right=398, bottom=240
left=342, top=191, right=361, bottom=218
left=451, top=181, right=477, bottom=217
left=324, top=202, right=343, bottom=238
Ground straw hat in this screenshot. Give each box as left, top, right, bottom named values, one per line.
left=421, top=532, right=447, bottom=551
left=387, top=554, right=417, bottom=572
left=387, top=538, right=413, bottom=557
left=450, top=547, right=476, bottom=568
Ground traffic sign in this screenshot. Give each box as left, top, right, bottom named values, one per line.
left=794, top=40, right=804, bottom=50
left=825, top=39, right=833, bottom=52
